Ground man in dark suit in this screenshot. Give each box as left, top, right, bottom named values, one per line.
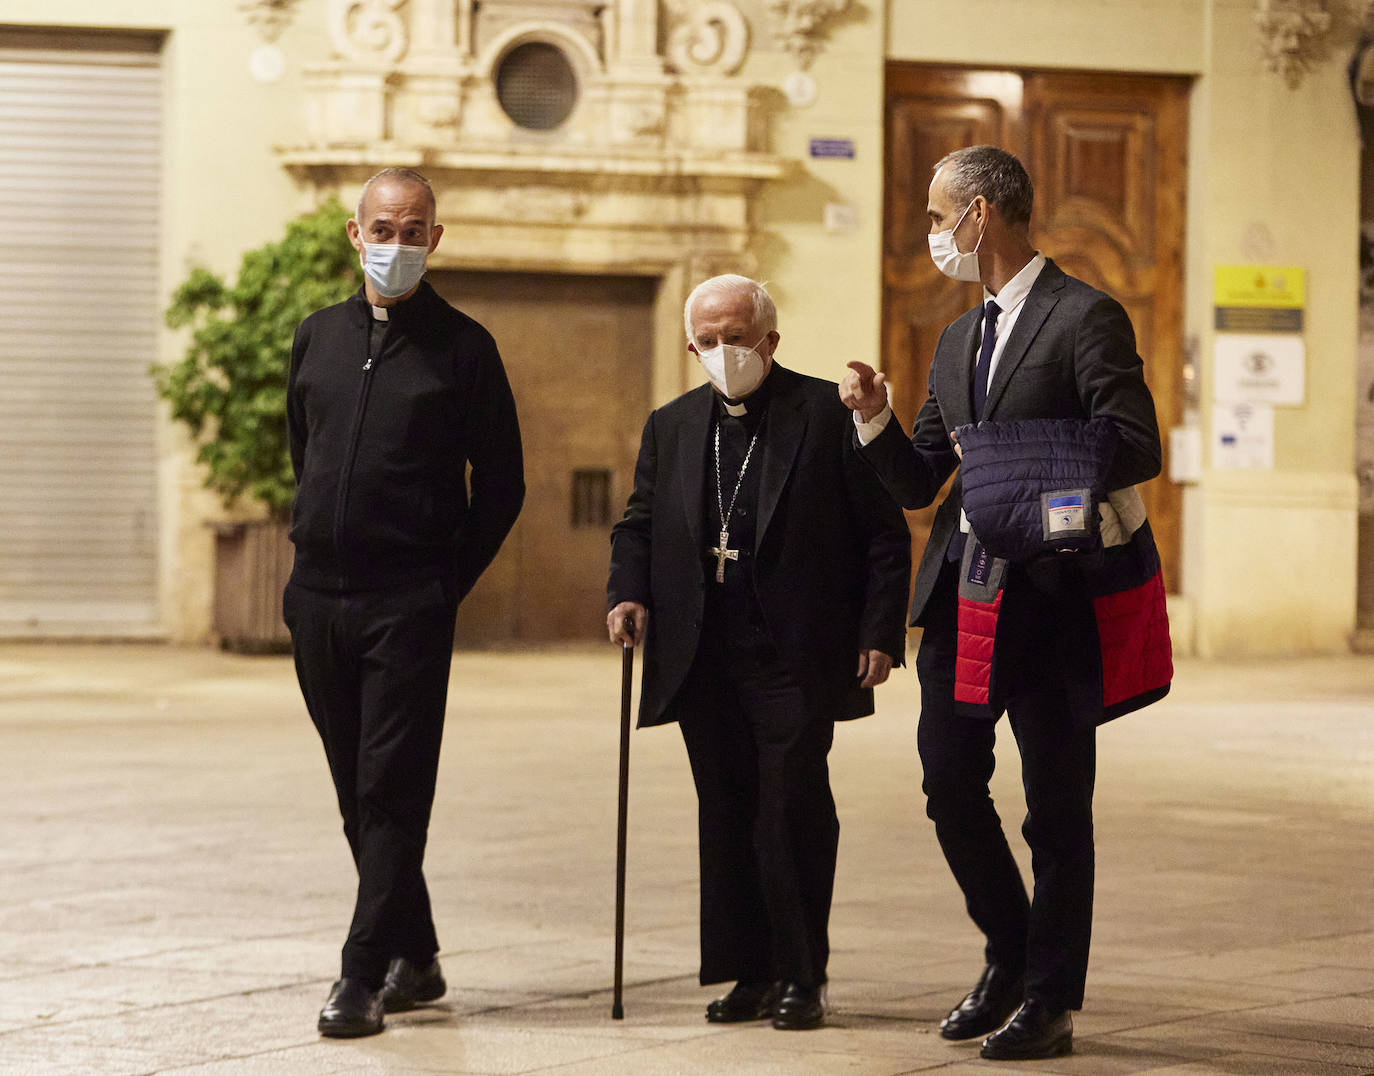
left=840, top=146, right=1162, bottom=1060
left=607, top=274, right=910, bottom=1031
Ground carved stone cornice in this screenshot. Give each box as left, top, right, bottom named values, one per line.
left=278, top=144, right=787, bottom=182
left=238, top=0, right=302, bottom=43
left=766, top=0, right=851, bottom=69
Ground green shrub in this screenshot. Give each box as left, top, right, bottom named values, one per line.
left=154, top=199, right=359, bottom=519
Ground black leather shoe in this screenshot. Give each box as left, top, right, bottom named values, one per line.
left=980, top=998, right=1072, bottom=1060
left=939, top=964, right=1025, bottom=1040
left=708, top=978, right=785, bottom=1022
left=317, top=978, right=384, bottom=1038
left=706, top=980, right=782, bottom=1023
left=380, top=956, right=447, bottom=1013
left=770, top=981, right=825, bottom=1030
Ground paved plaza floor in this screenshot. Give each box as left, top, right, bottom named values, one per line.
left=0, top=641, right=1370, bottom=1074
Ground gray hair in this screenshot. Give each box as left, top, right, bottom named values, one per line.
left=683, top=274, right=777, bottom=341
left=356, top=167, right=436, bottom=222
left=934, top=146, right=1034, bottom=227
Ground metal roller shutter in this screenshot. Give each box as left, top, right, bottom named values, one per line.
left=0, top=30, right=162, bottom=637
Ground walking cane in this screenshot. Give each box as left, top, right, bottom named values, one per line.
left=612, top=614, right=635, bottom=1020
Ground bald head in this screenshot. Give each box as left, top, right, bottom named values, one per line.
left=356, top=167, right=435, bottom=224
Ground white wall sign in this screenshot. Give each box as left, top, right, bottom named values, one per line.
left=823, top=202, right=858, bottom=233
left=1168, top=425, right=1203, bottom=483
left=1212, top=403, right=1274, bottom=470
left=1214, top=333, right=1304, bottom=405
left=783, top=71, right=817, bottom=107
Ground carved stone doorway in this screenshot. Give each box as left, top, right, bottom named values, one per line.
left=431, top=270, right=656, bottom=645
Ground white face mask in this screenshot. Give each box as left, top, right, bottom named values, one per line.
left=697, top=338, right=769, bottom=399
left=359, top=241, right=429, bottom=298
left=928, top=199, right=984, bottom=283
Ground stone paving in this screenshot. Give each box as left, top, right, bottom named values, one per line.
left=0, top=642, right=1371, bottom=1074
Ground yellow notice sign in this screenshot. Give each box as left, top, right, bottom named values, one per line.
left=1214, top=265, right=1305, bottom=308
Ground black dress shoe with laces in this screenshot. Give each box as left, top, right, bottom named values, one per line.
left=980, top=998, right=1072, bottom=1060
left=770, top=981, right=825, bottom=1030
left=706, top=980, right=782, bottom=1022
left=317, top=978, right=385, bottom=1038
left=939, top=964, right=1024, bottom=1040
left=380, top=956, right=447, bottom=1013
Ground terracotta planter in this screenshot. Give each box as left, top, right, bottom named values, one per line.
left=211, top=519, right=293, bottom=653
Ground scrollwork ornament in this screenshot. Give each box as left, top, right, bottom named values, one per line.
left=238, top=0, right=301, bottom=43
left=667, top=1, right=750, bottom=77
left=766, top=0, right=851, bottom=70
left=1254, top=0, right=1335, bottom=88
left=329, top=0, right=409, bottom=66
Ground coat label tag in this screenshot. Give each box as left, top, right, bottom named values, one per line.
left=1041, top=488, right=1093, bottom=541
left=960, top=537, right=1005, bottom=601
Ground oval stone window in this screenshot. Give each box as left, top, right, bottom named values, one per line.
left=495, top=42, right=578, bottom=131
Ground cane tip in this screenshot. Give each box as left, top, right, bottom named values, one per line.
left=611, top=1003, right=624, bottom=1020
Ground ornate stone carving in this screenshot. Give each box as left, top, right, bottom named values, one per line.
left=328, top=0, right=409, bottom=65
left=416, top=99, right=461, bottom=130
left=1254, top=0, right=1337, bottom=87
left=665, top=1, right=749, bottom=76
left=766, top=0, right=851, bottom=69
left=238, top=0, right=301, bottom=43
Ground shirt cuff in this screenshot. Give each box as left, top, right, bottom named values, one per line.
left=854, top=404, right=893, bottom=446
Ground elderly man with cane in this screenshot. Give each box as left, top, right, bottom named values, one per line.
left=606, top=274, right=910, bottom=1029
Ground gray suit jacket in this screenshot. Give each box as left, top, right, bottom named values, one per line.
left=860, top=258, right=1162, bottom=626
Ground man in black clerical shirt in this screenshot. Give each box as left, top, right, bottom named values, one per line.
left=606, top=274, right=910, bottom=1030
left=285, top=168, right=524, bottom=1038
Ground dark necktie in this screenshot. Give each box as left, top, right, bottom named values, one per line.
left=972, top=299, right=1000, bottom=419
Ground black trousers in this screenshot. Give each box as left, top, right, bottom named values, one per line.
left=677, top=635, right=838, bottom=988
left=916, top=557, right=1099, bottom=1011
left=283, top=576, right=457, bottom=987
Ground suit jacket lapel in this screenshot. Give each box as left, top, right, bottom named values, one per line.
left=983, top=260, right=1066, bottom=419
left=755, top=367, right=805, bottom=550
left=936, top=308, right=981, bottom=430
left=678, top=388, right=712, bottom=551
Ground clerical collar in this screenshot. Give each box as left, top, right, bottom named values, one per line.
left=715, top=369, right=775, bottom=418
left=370, top=304, right=389, bottom=321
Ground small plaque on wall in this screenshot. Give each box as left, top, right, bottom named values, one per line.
left=1212, top=403, right=1274, bottom=470
left=1214, top=264, right=1304, bottom=331
left=1213, top=333, right=1305, bottom=406
left=809, top=138, right=855, bottom=159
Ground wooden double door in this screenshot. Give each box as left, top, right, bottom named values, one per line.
left=884, top=64, right=1189, bottom=585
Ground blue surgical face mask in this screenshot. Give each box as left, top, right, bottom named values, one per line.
left=359, top=241, right=429, bottom=298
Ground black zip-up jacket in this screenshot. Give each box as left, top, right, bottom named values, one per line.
left=287, top=282, right=524, bottom=598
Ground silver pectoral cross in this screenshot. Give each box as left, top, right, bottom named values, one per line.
left=709, top=528, right=739, bottom=583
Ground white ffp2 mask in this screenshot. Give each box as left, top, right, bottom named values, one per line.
left=698, top=340, right=768, bottom=399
